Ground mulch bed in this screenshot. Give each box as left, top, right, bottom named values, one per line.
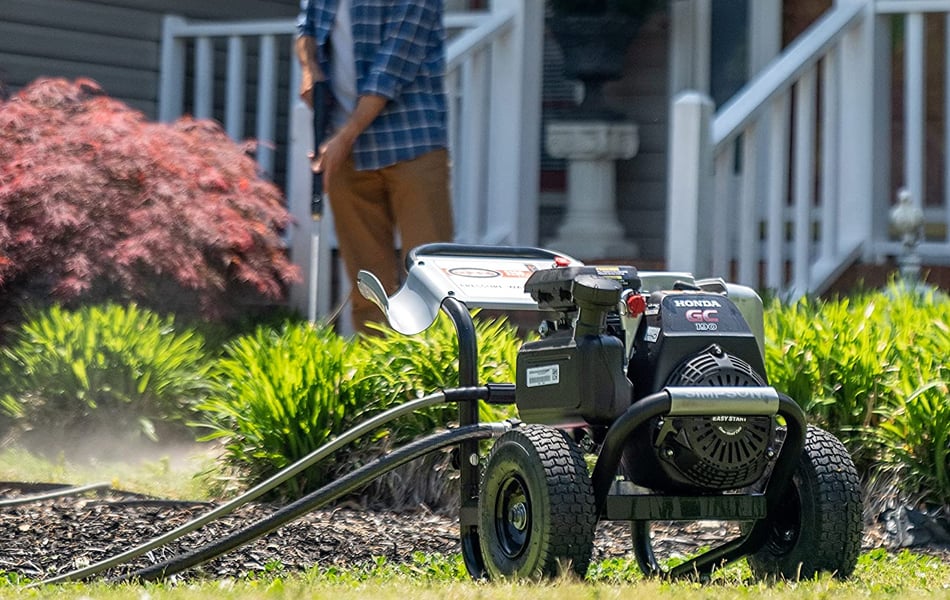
left=0, top=481, right=943, bottom=583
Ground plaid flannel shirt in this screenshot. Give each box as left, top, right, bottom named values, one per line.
left=297, top=0, right=448, bottom=170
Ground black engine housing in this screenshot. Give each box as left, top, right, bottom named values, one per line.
left=627, top=290, right=767, bottom=396
left=624, top=291, right=779, bottom=492
left=514, top=269, right=781, bottom=493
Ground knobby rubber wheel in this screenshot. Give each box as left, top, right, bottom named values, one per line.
left=478, top=424, right=597, bottom=580
left=747, top=425, right=863, bottom=580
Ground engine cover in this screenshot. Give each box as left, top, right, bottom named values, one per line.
left=516, top=331, right=631, bottom=426
left=653, top=414, right=776, bottom=490
left=624, top=345, right=780, bottom=492
left=627, top=290, right=767, bottom=397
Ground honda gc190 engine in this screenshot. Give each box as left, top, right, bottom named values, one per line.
left=514, top=265, right=782, bottom=493
left=623, top=289, right=780, bottom=492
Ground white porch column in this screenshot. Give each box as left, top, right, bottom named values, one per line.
left=669, top=0, right=711, bottom=95
left=666, top=92, right=713, bottom=275
left=545, top=121, right=639, bottom=260
left=837, top=0, right=876, bottom=259
left=487, top=0, right=544, bottom=245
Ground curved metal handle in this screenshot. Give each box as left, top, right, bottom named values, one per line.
left=406, top=242, right=575, bottom=269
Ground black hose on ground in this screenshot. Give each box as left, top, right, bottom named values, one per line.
left=0, top=481, right=111, bottom=507
left=118, top=422, right=508, bottom=583
left=32, top=390, right=463, bottom=587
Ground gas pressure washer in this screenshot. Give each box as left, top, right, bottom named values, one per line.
left=33, top=243, right=862, bottom=584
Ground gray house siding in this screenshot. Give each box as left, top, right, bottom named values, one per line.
left=0, top=0, right=301, bottom=117
left=611, top=13, right=669, bottom=262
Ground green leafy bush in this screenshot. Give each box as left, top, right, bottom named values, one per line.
left=765, top=295, right=898, bottom=435
left=196, top=322, right=383, bottom=498
left=868, top=287, right=950, bottom=505
left=0, top=303, right=212, bottom=449
left=348, top=313, right=523, bottom=510
left=875, top=376, right=950, bottom=505
left=196, top=313, right=524, bottom=508
left=359, top=311, right=522, bottom=441
left=764, top=282, right=950, bottom=488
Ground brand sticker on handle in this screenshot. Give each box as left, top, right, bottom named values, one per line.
left=526, top=365, right=560, bottom=387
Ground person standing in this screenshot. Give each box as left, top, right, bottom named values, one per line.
left=295, top=0, right=454, bottom=334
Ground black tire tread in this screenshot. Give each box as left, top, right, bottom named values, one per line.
left=748, top=425, right=863, bottom=580
left=479, top=424, right=596, bottom=579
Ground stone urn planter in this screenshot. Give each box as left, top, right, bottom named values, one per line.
left=548, top=0, right=664, bottom=119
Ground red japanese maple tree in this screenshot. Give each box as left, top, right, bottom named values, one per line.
left=0, top=78, right=300, bottom=318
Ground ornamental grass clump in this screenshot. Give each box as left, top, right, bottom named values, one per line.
left=764, top=295, right=896, bottom=438
left=764, top=282, right=950, bottom=486
left=198, top=313, right=524, bottom=508
left=875, top=373, right=950, bottom=505
left=0, top=303, right=212, bottom=449
left=197, top=321, right=384, bottom=499
left=359, top=311, right=522, bottom=440
left=353, top=313, right=523, bottom=511
left=868, top=286, right=950, bottom=505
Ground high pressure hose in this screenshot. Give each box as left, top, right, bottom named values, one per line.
left=0, top=481, right=112, bottom=508
left=33, top=389, right=465, bottom=586
left=120, top=422, right=509, bottom=583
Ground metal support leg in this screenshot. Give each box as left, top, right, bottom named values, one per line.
left=441, top=297, right=486, bottom=578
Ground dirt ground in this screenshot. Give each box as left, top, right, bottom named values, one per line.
left=1, top=482, right=942, bottom=583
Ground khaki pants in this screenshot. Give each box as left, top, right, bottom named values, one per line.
left=327, top=148, right=453, bottom=334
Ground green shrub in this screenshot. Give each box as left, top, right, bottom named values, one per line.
left=348, top=313, right=523, bottom=511
left=0, top=303, right=212, bottom=448
left=195, top=313, right=524, bottom=508
left=765, top=295, right=894, bottom=436
left=196, top=322, right=384, bottom=498
left=867, top=286, right=950, bottom=504
left=359, top=311, right=521, bottom=441
left=875, top=376, right=950, bottom=505
left=762, top=296, right=824, bottom=415
left=764, top=282, right=950, bottom=480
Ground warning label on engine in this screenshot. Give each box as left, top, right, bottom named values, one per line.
left=526, top=364, right=560, bottom=387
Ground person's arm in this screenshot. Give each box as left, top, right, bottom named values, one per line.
left=295, top=35, right=324, bottom=108
left=362, top=0, right=442, bottom=101
left=314, top=94, right=388, bottom=188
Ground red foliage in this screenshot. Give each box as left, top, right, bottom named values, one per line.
left=0, top=78, right=299, bottom=317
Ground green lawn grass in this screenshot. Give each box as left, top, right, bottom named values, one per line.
left=3, top=447, right=950, bottom=599
left=5, top=550, right=950, bottom=600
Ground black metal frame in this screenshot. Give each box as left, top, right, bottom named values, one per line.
left=442, top=296, right=488, bottom=578
left=406, top=243, right=574, bottom=578
left=591, top=389, right=806, bottom=578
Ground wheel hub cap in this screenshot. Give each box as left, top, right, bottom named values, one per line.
left=509, top=502, right=528, bottom=531
left=495, top=476, right=531, bottom=559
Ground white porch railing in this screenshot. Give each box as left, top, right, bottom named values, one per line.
left=668, top=0, right=950, bottom=298
left=157, top=0, right=543, bottom=320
